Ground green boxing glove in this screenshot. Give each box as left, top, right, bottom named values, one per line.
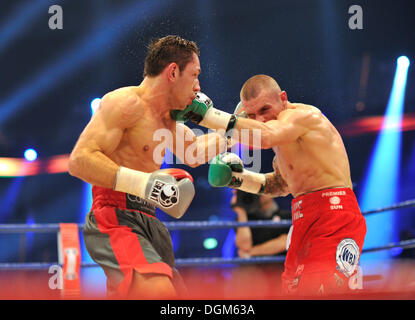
left=170, top=92, right=238, bottom=132
left=233, top=101, right=248, bottom=118
left=208, top=152, right=266, bottom=194
left=170, top=93, right=213, bottom=122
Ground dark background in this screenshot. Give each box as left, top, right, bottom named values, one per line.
left=0, top=0, right=414, bottom=264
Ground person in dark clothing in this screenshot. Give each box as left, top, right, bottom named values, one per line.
left=230, top=190, right=291, bottom=258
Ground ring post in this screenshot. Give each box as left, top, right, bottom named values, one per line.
left=58, top=223, right=81, bottom=299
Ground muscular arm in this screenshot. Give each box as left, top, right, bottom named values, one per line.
left=233, top=206, right=253, bottom=252
left=171, top=123, right=227, bottom=167
left=259, top=167, right=290, bottom=197
left=233, top=108, right=318, bottom=149
left=68, top=89, right=143, bottom=187
left=248, top=234, right=288, bottom=256
left=228, top=191, right=253, bottom=252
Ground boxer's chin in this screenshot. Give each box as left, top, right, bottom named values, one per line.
left=177, top=98, right=190, bottom=110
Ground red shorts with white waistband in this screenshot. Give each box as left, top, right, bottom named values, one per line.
left=281, top=188, right=367, bottom=296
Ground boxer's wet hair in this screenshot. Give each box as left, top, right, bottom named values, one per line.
left=143, top=35, right=200, bottom=77
left=240, top=74, right=281, bottom=101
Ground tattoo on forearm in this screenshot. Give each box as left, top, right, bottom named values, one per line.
left=259, top=169, right=289, bottom=197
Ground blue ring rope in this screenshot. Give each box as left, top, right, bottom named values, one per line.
left=0, top=220, right=292, bottom=233
left=0, top=199, right=415, bottom=233
left=0, top=199, right=413, bottom=270
left=0, top=238, right=414, bottom=271
left=0, top=198, right=414, bottom=233
left=361, top=199, right=415, bottom=216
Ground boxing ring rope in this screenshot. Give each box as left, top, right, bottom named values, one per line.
left=359, top=199, right=415, bottom=216
left=0, top=198, right=414, bottom=271
left=0, top=238, right=414, bottom=271
left=0, top=220, right=292, bottom=233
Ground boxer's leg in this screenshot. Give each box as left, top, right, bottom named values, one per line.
left=128, top=272, right=176, bottom=299
left=125, top=209, right=182, bottom=299
left=84, top=207, right=175, bottom=298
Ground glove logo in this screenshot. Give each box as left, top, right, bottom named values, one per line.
left=149, top=180, right=179, bottom=208
left=336, top=238, right=359, bottom=277
left=126, top=194, right=155, bottom=211
left=196, top=92, right=211, bottom=106
left=229, top=176, right=243, bottom=188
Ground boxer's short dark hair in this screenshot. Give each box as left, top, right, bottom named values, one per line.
left=240, top=74, right=282, bottom=101
left=143, top=35, right=200, bottom=77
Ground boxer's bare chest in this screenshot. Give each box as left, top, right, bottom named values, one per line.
left=272, top=144, right=300, bottom=180
left=112, top=108, right=175, bottom=172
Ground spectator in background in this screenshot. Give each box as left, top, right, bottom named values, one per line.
left=230, top=190, right=291, bottom=258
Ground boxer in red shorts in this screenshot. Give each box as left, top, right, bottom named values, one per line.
left=283, top=188, right=366, bottom=295
left=187, top=74, right=367, bottom=296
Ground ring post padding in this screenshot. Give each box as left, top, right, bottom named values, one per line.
left=58, top=223, right=81, bottom=298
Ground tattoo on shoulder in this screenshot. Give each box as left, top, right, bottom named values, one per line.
left=259, top=168, right=289, bottom=196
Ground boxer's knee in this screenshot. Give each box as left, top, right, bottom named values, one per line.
left=128, top=271, right=177, bottom=299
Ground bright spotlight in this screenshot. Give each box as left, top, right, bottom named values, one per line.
left=397, top=56, right=410, bottom=68
left=359, top=52, right=410, bottom=262
left=90, top=98, right=101, bottom=114
left=203, top=237, right=218, bottom=250
left=24, top=148, right=37, bottom=161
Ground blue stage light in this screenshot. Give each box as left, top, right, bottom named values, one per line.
left=80, top=182, right=93, bottom=263
left=397, top=56, right=410, bottom=69
left=0, top=0, right=167, bottom=127
left=24, top=148, right=37, bottom=161
left=0, top=0, right=51, bottom=52
left=90, top=98, right=101, bottom=114
left=0, top=177, right=24, bottom=223
left=359, top=56, right=410, bottom=262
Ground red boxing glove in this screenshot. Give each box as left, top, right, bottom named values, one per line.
left=162, top=168, right=194, bottom=183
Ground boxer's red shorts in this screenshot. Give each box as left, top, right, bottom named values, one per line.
left=83, top=186, right=174, bottom=297
left=282, top=188, right=367, bottom=296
